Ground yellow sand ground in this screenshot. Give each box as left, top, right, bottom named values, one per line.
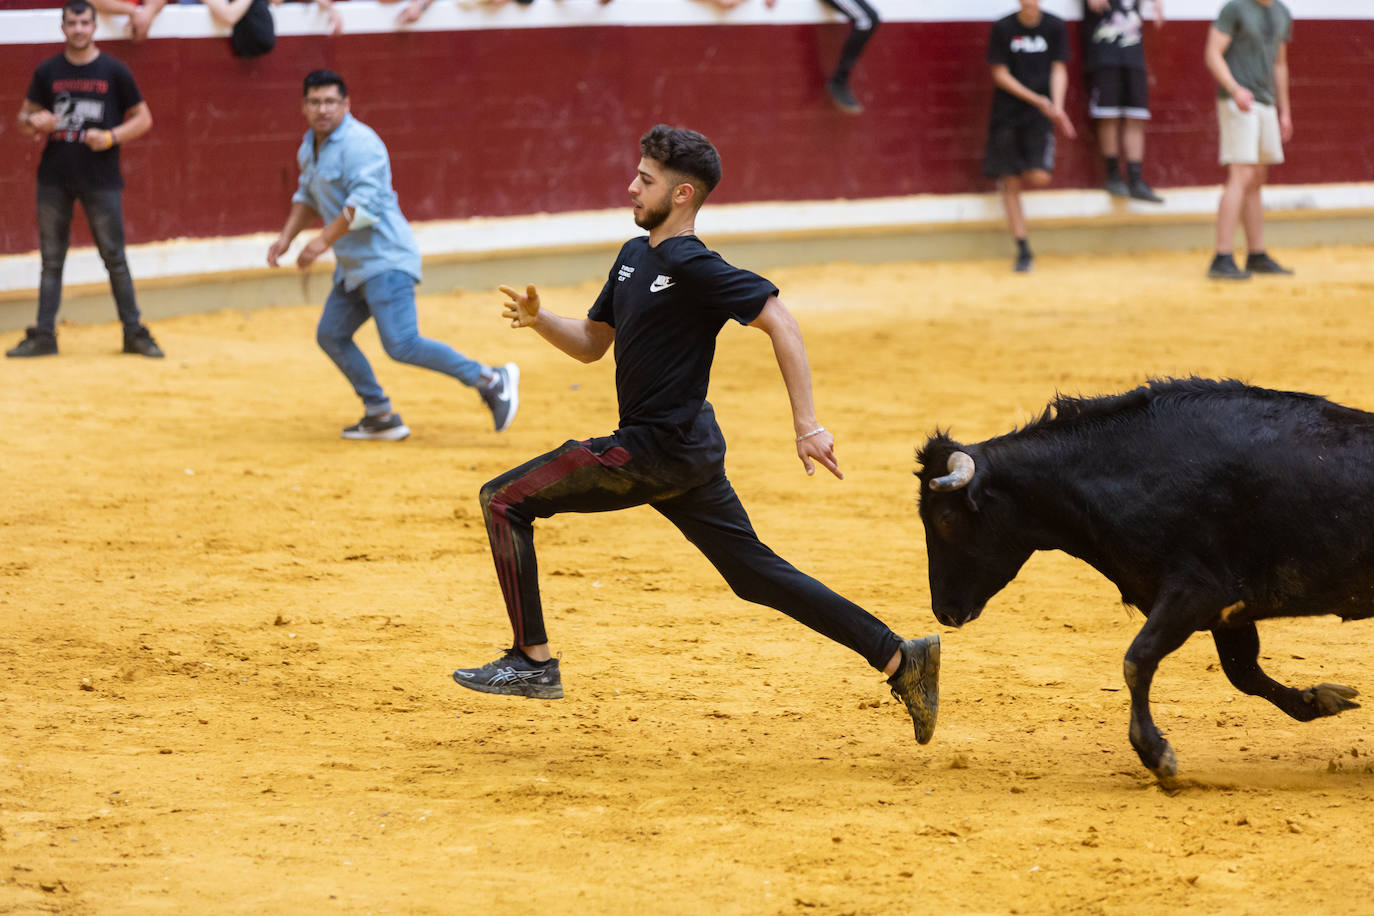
left=4, top=244, right=1374, bottom=915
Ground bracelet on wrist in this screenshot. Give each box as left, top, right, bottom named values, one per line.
left=795, top=426, right=826, bottom=443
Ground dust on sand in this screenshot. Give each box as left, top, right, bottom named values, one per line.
left=5, top=245, right=1374, bottom=914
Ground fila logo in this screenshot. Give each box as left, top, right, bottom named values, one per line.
left=617, top=264, right=635, bottom=282
left=649, top=275, right=676, bottom=293
left=1010, top=35, right=1049, bottom=53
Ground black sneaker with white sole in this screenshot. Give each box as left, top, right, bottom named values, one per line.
left=453, top=648, right=563, bottom=699
left=479, top=363, right=519, bottom=433
left=887, top=634, right=940, bottom=744
left=341, top=412, right=411, bottom=441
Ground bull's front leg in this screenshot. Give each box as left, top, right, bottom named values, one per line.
left=1212, top=623, right=1360, bottom=721
left=1124, top=593, right=1205, bottom=781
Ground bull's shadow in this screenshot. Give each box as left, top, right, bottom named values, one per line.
left=916, top=377, right=1372, bottom=784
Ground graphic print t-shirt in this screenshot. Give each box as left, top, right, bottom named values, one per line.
left=987, top=11, right=1070, bottom=125
left=1082, top=0, right=1147, bottom=71
left=588, top=235, right=778, bottom=462
left=26, top=53, right=143, bottom=190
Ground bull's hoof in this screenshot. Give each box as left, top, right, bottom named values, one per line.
left=1303, top=683, right=1360, bottom=717
left=1148, top=743, right=1178, bottom=782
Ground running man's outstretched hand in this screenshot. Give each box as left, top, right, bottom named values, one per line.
left=499, top=284, right=541, bottom=328
left=797, top=427, right=842, bottom=480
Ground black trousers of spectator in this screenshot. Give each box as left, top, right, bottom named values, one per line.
left=479, top=434, right=903, bottom=671
left=821, top=0, right=880, bottom=85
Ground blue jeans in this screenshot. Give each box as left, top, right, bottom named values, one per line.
left=36, top=183, right=142, bottom=334
left=316, top=269, right=488, bottom=416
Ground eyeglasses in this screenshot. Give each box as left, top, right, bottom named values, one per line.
left=304, top=97, right=345, bottom=109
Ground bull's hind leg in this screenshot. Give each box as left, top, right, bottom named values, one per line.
left=1124, top=592, right=1209, bottom=780
left=1211, top=623, right=1360, bottom=721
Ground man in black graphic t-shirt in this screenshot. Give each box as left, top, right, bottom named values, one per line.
left=1082, top=0, right=1164, bottom=202
left=8, top=0, right=163, bottom=359
left=984, top=0, right=1076, bottom=273
left=452, top=125, right=942, bottom=747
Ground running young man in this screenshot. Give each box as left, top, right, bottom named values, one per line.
left=452, top=125, right=941, bottom=745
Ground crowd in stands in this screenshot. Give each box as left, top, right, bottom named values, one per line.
left=8, top=0, right=1298, bottom=362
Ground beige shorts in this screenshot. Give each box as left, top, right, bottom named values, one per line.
left=1217, top=98, right=1284, bottom=166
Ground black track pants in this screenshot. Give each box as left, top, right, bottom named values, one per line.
left=479, top=435, right=903, bottom=671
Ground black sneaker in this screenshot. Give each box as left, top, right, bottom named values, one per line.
left=341, top=412, right=411, bottom=441
left=826, top=77, right=864, bottom=115
left=479, top=362, right=519, bottom=433
left=1246, top=252, right=1294, bottom=275
left=123, top=326, right=164, bottom=358
left=1013, top=251, right=1033, bottom=273
left=887, top=635, right=940, bottom=744
left=1207, top=253, right=1250, bottom=280
left=1104, top=176, right=1130, bottom=198
left=1128, top=179, right=1164, bottom=203
left=453, top=648, right=563, bottom=699
left=6, top=327, right=57, bottom=358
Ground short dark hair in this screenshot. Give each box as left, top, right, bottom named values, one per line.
left=303, top=70, right=347, bottom=98
left=63, top=0, right=93, bottom=18
left=639, top=124, right=722, bottom=200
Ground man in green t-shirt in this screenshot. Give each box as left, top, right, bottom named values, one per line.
left=1203, top=0, right=1293, bottom=280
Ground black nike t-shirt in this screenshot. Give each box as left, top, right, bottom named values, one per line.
left=26, top=52, right=143, bottom=191
left=588, top=234, right=778, bottom=464
left=986, top=11, right=1070, bottom=126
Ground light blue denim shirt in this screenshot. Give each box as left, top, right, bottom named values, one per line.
left=293, top=114, right=422, bottom=291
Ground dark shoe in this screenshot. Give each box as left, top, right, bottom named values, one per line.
left=1104, top=176, right=1130, bottom=198
left=1013, top=251, right=1033, bottom=273
left=1207, top=254, right=1250, bottom=281
left=123, top=326, right=164, bottom=358
left=479, top=362, right=520, bottom=433
left=341, top=412, right=410, bottom=441
left=453, top=648, right=563, bottom=699
left=1246, top=252, right=1294, bottom=275
left=6, top=327, right=57, bottom=358
left=825, top=78, right=863, bottom=115
left=888, top=635, right=940, bottom=744
left=1128, top=179, right=1164, bottom=203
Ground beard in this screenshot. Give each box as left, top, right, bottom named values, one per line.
left=633, top=196, right=672, bottom=231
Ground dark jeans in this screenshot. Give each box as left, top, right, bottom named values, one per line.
left=479, top=435, right=903, bottom=671
left=36, top=182, right=142, bottom=334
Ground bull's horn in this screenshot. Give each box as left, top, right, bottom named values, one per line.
left=929, top=451, right=975, bottom=491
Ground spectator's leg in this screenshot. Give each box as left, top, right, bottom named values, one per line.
left=1241, top=164, right=1268, bottom=255
left=35, top=183, right=76, bottom=334
left=80, top=187, right=144, bottom=333
left=1215, top=163, right=1257, bottom=256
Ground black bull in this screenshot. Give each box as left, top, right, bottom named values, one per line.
left=916, top=378, right=1371, bottom=780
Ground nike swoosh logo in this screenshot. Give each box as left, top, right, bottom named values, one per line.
left=649, top=278, right=676, bottom=292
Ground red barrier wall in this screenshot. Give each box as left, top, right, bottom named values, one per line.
left=2, top=17, right=1372, bottom=254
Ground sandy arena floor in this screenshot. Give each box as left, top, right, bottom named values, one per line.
left=4, top=243, right=1374, bottom=914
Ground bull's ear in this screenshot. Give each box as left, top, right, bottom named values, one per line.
left=963, top=476, right=984, bottom=513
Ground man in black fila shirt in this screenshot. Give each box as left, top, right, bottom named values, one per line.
left=984, top=0, right=1076, bottom=273
left=452, top=125, right=941, bottom=745
left=9, top=0, right=163, bottom=359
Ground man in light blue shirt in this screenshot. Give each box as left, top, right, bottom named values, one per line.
left=268, top=69, right=518, bottom=440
